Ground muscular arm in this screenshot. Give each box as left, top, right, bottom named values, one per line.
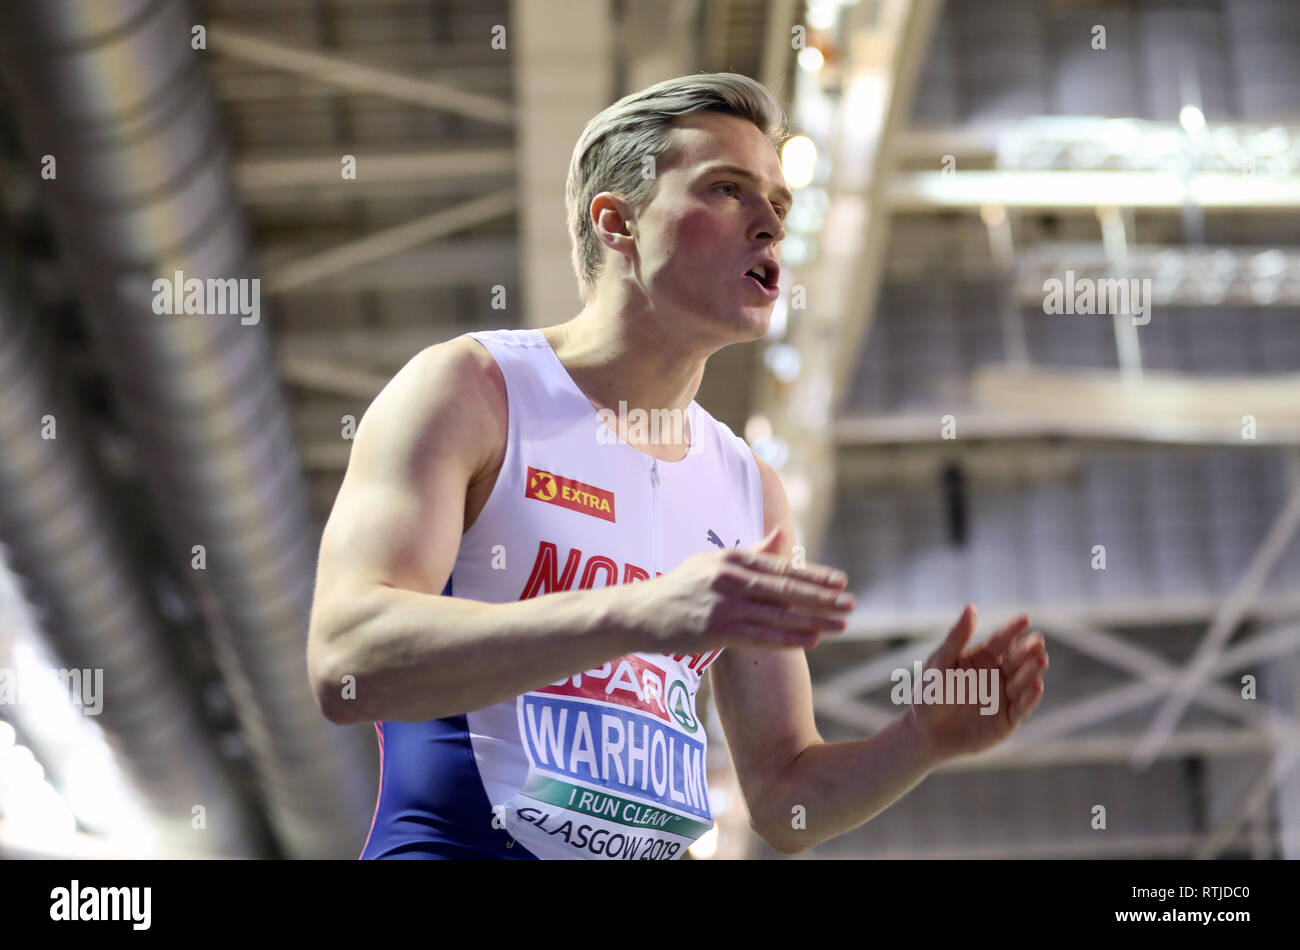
left=306, top=338, right=640, bottom=725
left=708, top=454, right=826, bottom=846
left=711, top=454, right=940, bottom=855
left=307, top=340, right=854, bottom=727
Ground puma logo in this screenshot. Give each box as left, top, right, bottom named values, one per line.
left=706, top=529, right=739, bottom=549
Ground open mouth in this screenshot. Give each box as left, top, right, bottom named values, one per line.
left=742, top=262, right=778, bottom=293
left=748, top=267, right=774, bottom=297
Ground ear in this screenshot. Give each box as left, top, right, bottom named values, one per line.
left=590, top=192, right=637, bottom=256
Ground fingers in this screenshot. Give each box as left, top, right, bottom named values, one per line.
left=1005, top=640, right=1048, bottom=721
left=740, top=599, right=849, bottom=635
left=725, top=547, right=848, bottom=591
left=976, top=614, right=1031, bottom=664
left=1006, top=649, right=1046, bottom=692
left=1002, top=630, right=1047, bottom=680
left=710, top=546, right=854, bottom=644
left=1009, top=676, right=1044, bottom=721
left=715, top=563, right=854, bottom=614
left=931, top=604, right=976, bottom=668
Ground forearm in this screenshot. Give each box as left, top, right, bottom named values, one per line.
left=756, top=708, right=942, bottom=854
left=313, top=583, right=643, bottom=724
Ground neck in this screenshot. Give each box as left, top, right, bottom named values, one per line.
left=541, top=299, right=714, bottom=425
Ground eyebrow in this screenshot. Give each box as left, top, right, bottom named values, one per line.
left=697, top=163, right=794, bottom=209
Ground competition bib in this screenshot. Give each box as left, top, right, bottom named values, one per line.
left=502, top=651, right=721, bottom=860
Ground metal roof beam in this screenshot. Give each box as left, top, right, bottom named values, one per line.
left=208, top=25, right=514, bottom=123
left=265, top=190, right=516, bottom=292
left=236, top=148, right=514, bottom=190
left=889, top=170, right=1300, bottom=211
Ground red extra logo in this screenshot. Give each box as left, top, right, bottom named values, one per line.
left=524, top=466, right=616, bottom=523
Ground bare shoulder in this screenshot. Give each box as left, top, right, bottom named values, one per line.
left=313, top=335, right=509, bottom=609
left=747, top=448, right=792, bottom=533
left=409, top=335, right=505, bottom=429
left=748, top=450, right=780, bottom=490
left=358, top=335, right=507, bottom=481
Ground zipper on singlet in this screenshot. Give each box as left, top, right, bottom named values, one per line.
left=650, top=457, right=660, bottom=574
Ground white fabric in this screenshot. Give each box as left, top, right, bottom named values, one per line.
left=454, top=328, right=766, bottom=859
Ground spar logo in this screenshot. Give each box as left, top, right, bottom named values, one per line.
left=539, top=656, right=699, bottom=732
left=525, top=466, right=616, bottom=523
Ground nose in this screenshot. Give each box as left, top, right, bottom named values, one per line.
left=751, top=205, right=785, bottom=244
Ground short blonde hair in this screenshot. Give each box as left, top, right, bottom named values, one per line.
left=564, top=72, right=789, bottom=303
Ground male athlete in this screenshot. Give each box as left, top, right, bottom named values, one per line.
left=307, top=72, right=1048, bottom=859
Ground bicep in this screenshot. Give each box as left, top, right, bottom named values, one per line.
left=307, top=341, right=499, bottom=670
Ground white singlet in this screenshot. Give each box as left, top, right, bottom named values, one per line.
left=360, top=327, right=765, bottom=860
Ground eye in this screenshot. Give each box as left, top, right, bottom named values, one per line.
left=716, top=182, right=786, bottom=219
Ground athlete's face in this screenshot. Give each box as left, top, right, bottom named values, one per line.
left=621, top=111, right=790, bottom=341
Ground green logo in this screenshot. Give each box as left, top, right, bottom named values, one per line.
left=667, top=680, right=698, bottom=733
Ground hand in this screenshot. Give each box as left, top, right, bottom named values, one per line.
left=907, top=604, right=1048, bottom=763
left=623, top=525, right=854, bottom=654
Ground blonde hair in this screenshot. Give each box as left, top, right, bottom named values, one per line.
left=564, top=72, right=789, bottom=303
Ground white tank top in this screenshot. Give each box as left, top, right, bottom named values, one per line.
left=448, top=327, right=766, bottom=860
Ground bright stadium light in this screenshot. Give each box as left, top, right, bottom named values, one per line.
left=798, top=47, right=825, bottom=72
left=1179, top=104, right=1206, bottom=134
left=782, top=135, right=818, bottom=189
